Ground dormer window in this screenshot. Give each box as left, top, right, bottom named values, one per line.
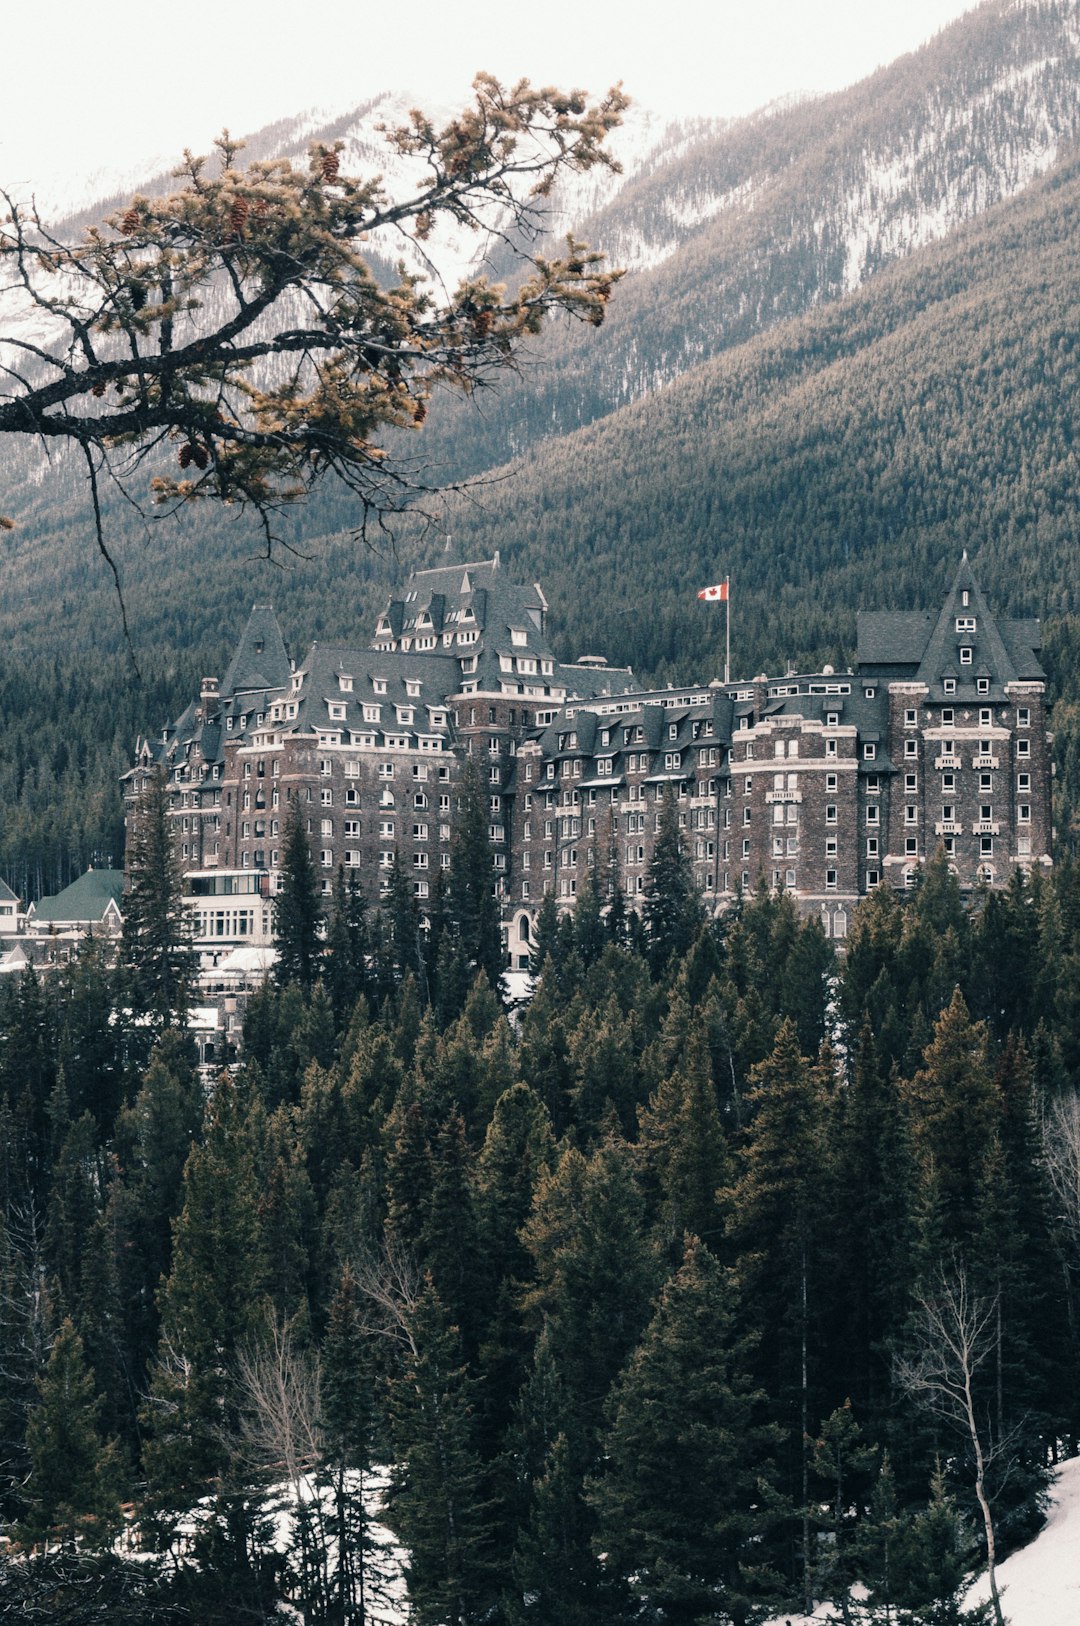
left=959, top=647, right=973, bottom=665
left=826, top=712, right=839, bottom=727
left=863, top=743, right=876, bottom=760
left=669, top=722, right=678, bottom=739
left=977, top=677, right=990, bottom=695
left=943, top=678, right=956, bottom=694
left=962, top=590, right=970, bottom=607
left=338, top=674, right=353, bottom=692
left=511, top=628, right=528, bottom=647
left=406, top=680, right=421, bottom=698
left=373, top=679, right=388, bottom=695
left=956, top=617, right=976, bottom=632
left=328, top=702, right=347, bottom=720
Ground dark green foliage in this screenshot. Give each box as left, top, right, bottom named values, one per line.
left=644, top=788, right=704, bottom=973
left=120, top=770, right=195, bottom=1036
left=2, top=797, right=1080, bottom=1622
left=324, top=866, right=371, bottom=1029
left=386, top=1280, right=496, bottom=1626
left=18, top=1318, right=122, bottom=1551
left=589, top=1237, right=782, bottom=1625
left=446, top=763, right=503, bottom=991
left=273, top=800, right=323, bottom=994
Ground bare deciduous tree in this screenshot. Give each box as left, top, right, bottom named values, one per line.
left=896, top=1264, right=1009, bottom=1626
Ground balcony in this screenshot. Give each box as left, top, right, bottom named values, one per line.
left=972, top=755, right=999, bottom=770
left=934, top=755, right=960, bottom=770
left=765, top=789, right=803, bottom=804
left=973, top=821, right=1000, bottom=836
left=934, top=821, right=963, bottom=836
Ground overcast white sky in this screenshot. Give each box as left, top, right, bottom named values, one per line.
left=2, top=0, right=981, bottom=198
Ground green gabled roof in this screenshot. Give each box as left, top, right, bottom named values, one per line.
left=32, top=869, right=124, bottom=924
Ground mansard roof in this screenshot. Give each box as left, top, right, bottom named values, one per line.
left=282, top=642, right=458, bottom=740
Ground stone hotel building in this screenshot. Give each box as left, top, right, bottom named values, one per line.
left=125, top=552, right=1052, bottom=969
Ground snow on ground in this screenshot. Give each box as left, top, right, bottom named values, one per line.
left=964, top=1454, right=1080, bottom=1626
left=762, top=1455, right=1080, bottom=1626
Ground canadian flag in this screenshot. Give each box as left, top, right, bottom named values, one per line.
left=697, top=581, right=729, bottom=601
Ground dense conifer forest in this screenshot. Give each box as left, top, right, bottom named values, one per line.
left=2, top=830, right=1079, bottom=1620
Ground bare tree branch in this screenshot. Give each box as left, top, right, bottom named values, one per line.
left=0, top=77, right=627, bottom=554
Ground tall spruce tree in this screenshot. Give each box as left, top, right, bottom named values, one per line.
left=589, top=1238, right=782, bottom=1625
left=120, top=768, right=195, bottom=1036
left=643, top=788, right=703, bottom=974
left=446, top=763, right=503, bottom=990
left=386, top=1279, right=496, bottom=1626
left=19, top=1318, right=122, bottom=1551
left=273, top=799, right=323, bottom=994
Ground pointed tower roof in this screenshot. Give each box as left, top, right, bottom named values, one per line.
left=857, top=556, right=1044, bottom=684
left=221, top=605, right=291, bottom=698
left=913, top=555, right=1018, bottom=697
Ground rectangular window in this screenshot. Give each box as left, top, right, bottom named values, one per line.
left=960, top=647, right=973, bottom=665
left=826, top=869, right=837, bottom=890
left=1018, top=708, right=1030, bottom=727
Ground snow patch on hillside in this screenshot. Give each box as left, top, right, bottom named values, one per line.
left=760, top=1455, right=1080, bottom=1626
left=964, top=1454, right=1080, bottom=1626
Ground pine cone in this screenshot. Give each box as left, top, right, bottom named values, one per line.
left=229, top=198, right=249, bottom=237
left=179, top=444, right=193, bottom=469
left=191, top=444, right=209, bottom=470
left=322, top=150, right=340, bottom=182
left=121, top=208, right=139, bottom=236
left=91, top=382, right=106, bottom=398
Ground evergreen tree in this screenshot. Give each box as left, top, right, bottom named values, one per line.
left=643, top=788, right=703, bottom=973
left=18, top=1318, right=122, bottom=1551
left=141, top=1076, right=259, bottom=1513
left=727, top=1019, right=834, bottom=1604
left=120, top=768, right=195, bottom=1035
left=637, top=1021, right=731, bottom=1259
left=528, top=891, right=560, bottom=980
left=324, top=866, right=371, bottom=1029
left=273, top=799, right=323, bottom=994
left=386, top=1279, right=495, bottom=1626
left=318, top=1264, right=388, bottom=1626
left=589, top=1238, right=782, bottom=1625
left=446, top=763, right=503, bottom=990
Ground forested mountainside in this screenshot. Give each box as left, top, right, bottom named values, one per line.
left=7, top=1, right=1080, bottom=891
left=417, top=0, right=1080, bottom=479
left=3, top=857, right=1079, bottom=1619
left=10, top=112, right=1080, bottom=894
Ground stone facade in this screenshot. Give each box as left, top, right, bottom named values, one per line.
left=125, top=552, right=1053, bottom=965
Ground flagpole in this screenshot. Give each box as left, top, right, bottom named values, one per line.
left=725, top=579, right=730, bottom=685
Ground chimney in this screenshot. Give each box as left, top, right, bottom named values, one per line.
left=199, top=676, right=220, bottom=720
